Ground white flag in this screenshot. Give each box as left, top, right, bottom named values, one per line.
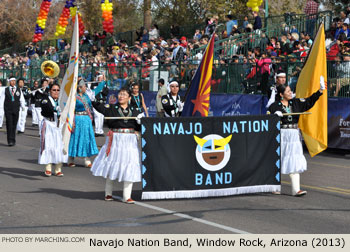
left=59, top=14, right=79, bottom=154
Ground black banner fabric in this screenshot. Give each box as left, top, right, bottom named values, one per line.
left=328, top=97, right=350, bottom=150
left=141, top=115, right=281, bottom=200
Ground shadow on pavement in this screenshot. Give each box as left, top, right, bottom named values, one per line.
left=21, top=188, right=144, bottom=201
left=18, top=158, right=40, bottom=164
left=0, top=167, right=43, bottom=180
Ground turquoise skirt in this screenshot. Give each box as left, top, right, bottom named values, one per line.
left=68, top=115, right=98, bottom=157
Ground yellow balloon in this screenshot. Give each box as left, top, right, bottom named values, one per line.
left=252, top=6, right=259, bottom=12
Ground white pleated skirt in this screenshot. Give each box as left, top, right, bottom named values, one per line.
left=280, top=128, right=307, bottom=174
left=91, top=132, right=141, bottom=182
left=38, top=119, right=68, bottom=165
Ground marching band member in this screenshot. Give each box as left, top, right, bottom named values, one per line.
left=156, top=78, right=167, bottom=117
left=130, top=82, right=149, bottom=117
left=268, top=77, right=325, bottom=196
left=34, top=79, right=49, bottom=134
left=39, top=84, right=67, bottom=176
left=88, top=73, right=107, bottom=137
left=67, top=79, right=98, bottom=168
left=30, top=80, right=40, bottom=126
left=16, top=79, right=31, bottom=134
left=266, top=70, right=287, bottom=108
left=161, top=81, right=184, bottom=117
left=3, top=76, right=26, bottom=146
left=90, top=86, right=143, bottom=203
left=0, top=80, right=5, bottom=129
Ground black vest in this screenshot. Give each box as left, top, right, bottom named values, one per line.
left=4, top=86, right=21, bottom=112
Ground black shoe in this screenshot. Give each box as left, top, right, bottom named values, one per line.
left=95, top=133, right=105, bottom=137
left=32, top=124, right=38, bottom=127
left=8, top=142, right=15, bottom=147
left=17, top=131, right=24, bottom=134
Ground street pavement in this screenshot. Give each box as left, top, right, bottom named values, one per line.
left=0, top=118, right=349, bottom=234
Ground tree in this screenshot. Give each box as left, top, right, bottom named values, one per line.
left=144, top=0, right=152, bottom=30
left=0, top=0, right=62, bottom=48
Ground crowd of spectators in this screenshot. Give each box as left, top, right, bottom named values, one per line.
left=0, top=5, right=350, bottom=96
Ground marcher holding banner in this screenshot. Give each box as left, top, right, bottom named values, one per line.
left=67, top=79, right=98, bottom=168
left=90, top=87, right=143, bottom=203
left=39, top=83, right=67, bottom=177
left=268, top=79, right=325, bottom=196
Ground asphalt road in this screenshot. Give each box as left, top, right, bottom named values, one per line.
left=0, top=118, right=349, bottom=234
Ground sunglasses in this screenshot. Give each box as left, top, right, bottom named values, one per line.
left=51, top=89, right=60, bottom=91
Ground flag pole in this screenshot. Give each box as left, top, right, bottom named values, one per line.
left=104, top=117, right=137, bottom=120
left=283, top=112, right=312, bottom=116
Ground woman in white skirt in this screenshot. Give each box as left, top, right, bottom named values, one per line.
left=38, top=83, right=67, bottom=176
left=91, top=87, right=143, bottom=203
left=268, top=79, right=325, bottom=196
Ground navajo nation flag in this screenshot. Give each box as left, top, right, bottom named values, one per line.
left=59, top=14, right=80, bottom=154
left=296, top=23, right=327, bottom=157
left=182, top=33, right=215, bottom=117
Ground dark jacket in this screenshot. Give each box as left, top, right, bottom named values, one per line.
left=34, top=87, right=49, bottom=107
left=40, top=96, right=60, bottom=121
left=21, top=86, right=31, bottom=106
left=268, top=90, right=322, bottom=125
left=253, top=15, right=262, bottom=30
left=161, top=93, right=182, bottom=117
left=92, top=102, right=141, bottom=130
left=4, top=86, right=22, bottom=113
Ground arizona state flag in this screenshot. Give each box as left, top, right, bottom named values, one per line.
left=295, top=23, right=327, bottom=157
left=182, top=33, right=215, bottom=117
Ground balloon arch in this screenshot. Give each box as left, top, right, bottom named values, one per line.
left=32, top=0, right=115, bottom=43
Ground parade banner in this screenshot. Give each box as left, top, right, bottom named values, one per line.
left=209, top=93, right=266, bottom=116
left=328, top=97, right=350, bottom=150
left=134, top=91, right=266, bottom=118
left=141, top=115, right=281, bottom=200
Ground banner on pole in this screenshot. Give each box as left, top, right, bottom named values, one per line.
left=141, top=115, right=281, bottom=200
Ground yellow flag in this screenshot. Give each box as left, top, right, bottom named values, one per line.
left=295, top=23, right=327, bottom=157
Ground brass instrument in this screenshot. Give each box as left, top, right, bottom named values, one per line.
left=41, top=60, right=60, bottom=78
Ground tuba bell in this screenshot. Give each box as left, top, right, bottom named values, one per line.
left=41, top=60, right=60, bottom=78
